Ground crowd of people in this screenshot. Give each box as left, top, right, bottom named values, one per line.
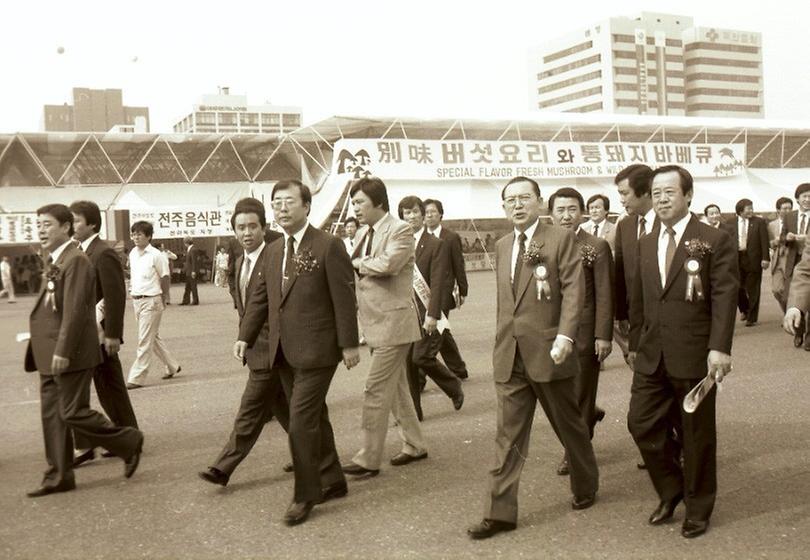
left=16, top=169, right=810, bottom=541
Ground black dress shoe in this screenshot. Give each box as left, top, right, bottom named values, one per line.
left=341, top=461, right=379, bottom=477
left=682, top=518, right=709, bottom=538
left=27, top=480, right=76, bottom=498
left=745, top=320, right=756, bottom=327
left=162, top=366, right=181, bottom=380
left=556, top=457, right=569, bottom=476
left=649, top=494, right=683, bottom=525
left=73, top=448, right=96, bottom=468
left=594, top=408, right=606, bottom=423
left=198, top=467, right=229, bottom=487
left=452, top=392, right=464, bottom=411
left=456, top=372, right=469, bottom=380
left=124, top=434, right=144, bottom=478
left=572, top=492, right=596, bottom=510
left=637, top=461, right=647, bottom=469
left=282, top=462, right=294, bottom=473
left=284, top=501, right=315, bottom=526
left=390, top=451, right=428, bottom=466
left=467, top=519, right=516, bottom=540
left=319, top=481, right=348, bottom=504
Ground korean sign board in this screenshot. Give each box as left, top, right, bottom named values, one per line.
left=0, top=213, right=37, bottom=245
left=129, top=207, right=234, bottom=239
left=332, top=139, right=746, bottom=181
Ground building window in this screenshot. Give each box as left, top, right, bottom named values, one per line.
left=686, top=87, right=760, bottom=98
left=687, top=102, right=762, bottom=112
left=613, top=34, right=682, bottom=47
left=684, top=57, right=760, bottom=69
left=196, top=112, right=215, bottom=125
left=539, top=54, right=601, bottom=79
left=538, top=86, right=602, bottom=109
left=684, top=42, right=760, bottom=54
left=261, top=113, right=281, bottom=126
left=219, top=113, right=237, bottom=126
left=538, top=70, right=602, bottom=94
left=240, top=113, right=259, bottom=126
left=282, top=114, right=301, bottom=128
left=685, top=72, right=760, bottom=83
left=543, top=41, right=593, bottom=64
left=567, top=102, right=603, bottom=112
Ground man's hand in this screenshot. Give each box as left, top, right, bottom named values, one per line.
left=103, top=337, right=120, bottom=355
left=52, top=354, right=69, bottom=374
left=233, top=341, right=248, bottom=361
left=784, top=307, right=803, bottom=335
left=351, top=257, right=362, bottom=270
left=786, top=232, right=797, bottom=242
left=761, top=260, right=769, bottom=270
left=707, top=350, right=732, bottom=383
left=423, top=316, right=438, bottom=335
left=550, top=337, right=573, bottom=365
left=627, top=351, right=637, bottom=370
left=342, top=347, right=360, bottom=369
left=457, top=294, right=465, bottom=308
left=594, top=339, right=612, bottom=362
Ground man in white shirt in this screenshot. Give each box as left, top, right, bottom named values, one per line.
left=126, top=221, right=181, bottom=389
left=581, top=194, right=616, bottom=254
left=768, top=197, right=794, bottom=313
left=0, top=255, right=15, bottom=303
left=703, top=204, right=723, bottom=229
left=342, top=217, right=358, bottom=253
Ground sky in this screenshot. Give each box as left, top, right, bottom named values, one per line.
left=2, top=0, right=809, bottom=133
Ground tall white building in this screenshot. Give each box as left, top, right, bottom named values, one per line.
left=529, top=12, right=763, bottom=118
left=173, top=87, right=302, bottom=134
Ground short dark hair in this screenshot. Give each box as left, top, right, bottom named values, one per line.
left=615, top=164, right=653, bottom=197
left=501, top=176, right=541, bottom=200
left=344, top=217, right=359, bottom=228
left=231, top=197, right=267, bottom=229
left=735, top=198, right=753, bottom=215
left=272, top=179, right=313, bottom=215
left=397, top=196, right=425, bottom=219
left=423, top=198, right=444, bottom=216
left=69, top=200, right=102, bottom=233
left=130, top=220, right=154, bottom=239
left=775, top=197, right=793, bottom=210
left=650, top=165, right=694, bottom=196
left=704, top=204, right=721, bottom=216
left=586, top=194, right=610, bottom=212
left=350, top=177, right=389, bottom=211
left=37, top=203, right=74, bottom=237
left=796, top=183, right=810, bottom=199
left=548, top=188, right=585, bottom=212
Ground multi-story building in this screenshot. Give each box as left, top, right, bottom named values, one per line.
left=43, top=88, right=150, bottom=132
left=173, top=88, right=302, bottom=134
left=529, top=12, right=763, bottom=118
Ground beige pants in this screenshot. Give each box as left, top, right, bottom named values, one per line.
left=127, top=296, right=179, bottom=385
left=352, top=343, right=426, bottom=470
left=0, top=272, right=15, bottom=302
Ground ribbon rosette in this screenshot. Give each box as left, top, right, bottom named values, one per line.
left=533, top=264, right=551, bottom=301
left=684, top=258, right=704, bottom=301
left=44, top=266, right=59, bottom=312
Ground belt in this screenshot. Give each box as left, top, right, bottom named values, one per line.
left=132, top=294, right=160, bottom=300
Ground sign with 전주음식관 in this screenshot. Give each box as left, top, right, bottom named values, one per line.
left=331, top=139, right=746, bottom=181
left=129, top=207, right=235, bottom=239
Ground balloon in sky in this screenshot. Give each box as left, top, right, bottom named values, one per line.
left=56, top=46, right=65, bottom=54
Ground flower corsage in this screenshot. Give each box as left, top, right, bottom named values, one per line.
left=292, top=250, right=319, bottom=274
left=523, top=241, right=551, bottom=301
left=579, top=243, right=597, bottom=268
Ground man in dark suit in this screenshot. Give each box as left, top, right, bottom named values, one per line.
left=548, top=188, right=613, bottom=476
left=468, top=177, right=597, bottom=540
left=25, top=204, right=144, bottom=497
left=723, top=198, right=769, bottom=326
left=199, top=198, right=290, bottom=487
left=424, top=199, right=469, bottom=379
left=783, top=184, right=810, bottom=347
left=69, top=201, right=139, bottom=467
left=180, top=236, right=200, bottom=305
left=235, top=180, right=359, bottom=526
left=628, top=165, right=738, bottom=539
left=784, top=236, right=810, bottom=345
left=398, top=196, right=464, bottom=421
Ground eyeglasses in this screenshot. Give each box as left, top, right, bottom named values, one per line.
left=271, top=198, right=297, bottom=210
left=503, top=194, right=535, bottom=208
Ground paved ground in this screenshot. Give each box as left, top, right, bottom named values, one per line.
left=0, top=273, right=808, bottom=559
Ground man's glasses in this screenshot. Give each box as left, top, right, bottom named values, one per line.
left=503, top=194, right=535, bottom=208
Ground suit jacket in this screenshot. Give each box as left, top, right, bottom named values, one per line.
left=629, top=215, right=738, bottom=379
left=723, top=216, right=769, bottom=265
left=768, top=218, right=789, bottom=273
left=85, top=236, right=126, bottom=342
left=183, top=246, right=200, bottom=276
left=787, top=239, right=810, bottom=311
left=784, top=210, right=807, bottom=274
left=414, top=229, right=448, bottom=321
left=352, top=213, right=421, bottom=348
left=235, top=243, right=274, bottom=371
left=25, top=243, right=103, bottom=375
left=614, top=214, right=648, bottom=321
left=574, top=229, right=614, bottom=355
left=437, top=227, right=468, bottom=313
left=493, top=223, right=585, bottom=383
left=240, top=225, right=358, bottom=370
left=581, top=219, right=616, bottom=254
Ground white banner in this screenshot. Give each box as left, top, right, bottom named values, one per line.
left=129, top=207, right=234, bottom=239
left=331, top=139, right=746, bottom=181
left=0, top=213, right=37, bottom=245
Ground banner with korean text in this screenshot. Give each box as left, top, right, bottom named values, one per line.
left=331, top=139, right=746, bottom=181
left=0, top=213, right=37, bottom=245
left=129, top=207, right=234, bottom=239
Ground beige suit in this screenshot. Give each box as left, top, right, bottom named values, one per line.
left=485, top=222, right=598, bottom=524
left=769, top=218, right=791, bottom=311
left=788, top=240, right=810, bottom=312
left=351, top=213, right=425, bottom=469
left=581, top=219, right=616, bottom=254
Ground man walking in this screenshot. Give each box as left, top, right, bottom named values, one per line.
left=180, top=236, right=200, bottom=305
left=723, top=199, right=768, bottom=326
left=0, top=255, right=15, bottom=303
left=768, top=197, right=794, bottom=313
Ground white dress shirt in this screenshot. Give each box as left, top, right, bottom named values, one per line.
left=428, top=224, right=443, bottom=238
left=737, top=216, right=749, bottom=251
left=240, top=241, right=265, bottom=302
left=79, top=233, right=99, bottom=252
left=282, top=222, right=309, bottom=279
left=658, top=213, right=691, bottom=288
left=49, top=239, right=74, bottom=264
left=639, top=208, right=656, bottom=237
left=129, top=244, right=169, bottom=296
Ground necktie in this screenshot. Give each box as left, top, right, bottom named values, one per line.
left=593, top=224, right=599, bottom=237
left=282, top=236, right=295, bottom=291
left=364, top=228, right=374, bottom=257
left=239, top=257, right=251, bottom=305
left=801, top=213, right=807, bottom=236
left=664, top=227, right=676, bottom=281
left=512, top=232, right=526, bottom=297
left=638, top=216, right=647, bottom=240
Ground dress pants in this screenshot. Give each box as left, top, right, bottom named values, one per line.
left=485, top=351, right=599, bottom=524
left=276, top=352, right=344, bottom=504
left=352, top=343, right=426, bottom=470
left=574, top=352, right=601, bottom=438
left=74, top=346, right=139, bottom=450
left=406, top=331, right=463, bottom=420
left=627, top=359, right=717, bottom=522
left=182, top=276, right=199, bottom=305
left=737, top=251, right=763, bottom=322
left=439, top=329, right=468, bottom=378
left=211, top=368, right=290, bottom=476
left=127, top=296, right=180, bottom=385
left=39, top=368, right=142, bottom=488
